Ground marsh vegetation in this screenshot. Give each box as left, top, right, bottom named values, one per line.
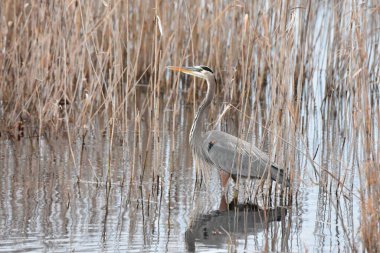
left=0, top=1, right=379, bottom=252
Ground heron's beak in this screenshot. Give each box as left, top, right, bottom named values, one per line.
left=167, top=66, right=204, bottom=78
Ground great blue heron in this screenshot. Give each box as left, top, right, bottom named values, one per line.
left=168, top=65, right=289, bottom=211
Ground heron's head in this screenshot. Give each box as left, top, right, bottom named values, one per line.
left=167, top=65, right=214, bottom=80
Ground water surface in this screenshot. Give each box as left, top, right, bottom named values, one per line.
left=0, top=100, right=362, bottom=252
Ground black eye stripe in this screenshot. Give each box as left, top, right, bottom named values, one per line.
left=200, top=66, right=214, bottom=73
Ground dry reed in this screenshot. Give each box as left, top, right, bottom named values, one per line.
left=0, top=0, right=378, bottom=251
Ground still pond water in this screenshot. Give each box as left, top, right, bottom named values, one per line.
left=0, top=98, right=361, bottom=252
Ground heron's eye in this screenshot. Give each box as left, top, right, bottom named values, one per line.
left=200, top=66, right=214, bottom=73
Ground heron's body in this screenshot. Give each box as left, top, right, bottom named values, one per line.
left=168, top=65, right=288, bottom=211
left=198, top=130, right=284, bottom=181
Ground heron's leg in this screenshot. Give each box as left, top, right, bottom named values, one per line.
left=220, top=170, right=230, bottom=190
left=219, top=170, right=230, bottom=212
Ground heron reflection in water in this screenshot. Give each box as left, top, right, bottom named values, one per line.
left=168, top=66, right=289, bottom=211
left=184, top=205, right=287, bottom=251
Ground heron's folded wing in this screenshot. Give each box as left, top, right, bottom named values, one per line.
left=202, top=130, right=272, bottom=179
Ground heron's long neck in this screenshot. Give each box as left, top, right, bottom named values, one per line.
left=189, top=77, right=216, bottom=153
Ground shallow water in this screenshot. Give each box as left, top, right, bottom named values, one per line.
left=1, top=0, right=379, bottom=251
left=0, top=98, right=363, bottom=252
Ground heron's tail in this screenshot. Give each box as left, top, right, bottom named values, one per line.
left=271, top=165, right=290, bottom=187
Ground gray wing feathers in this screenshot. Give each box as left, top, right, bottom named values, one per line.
left=202, top=130, right=287, bottom=185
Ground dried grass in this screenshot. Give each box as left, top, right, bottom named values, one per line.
left=0, top=0, right=379, bottom=251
